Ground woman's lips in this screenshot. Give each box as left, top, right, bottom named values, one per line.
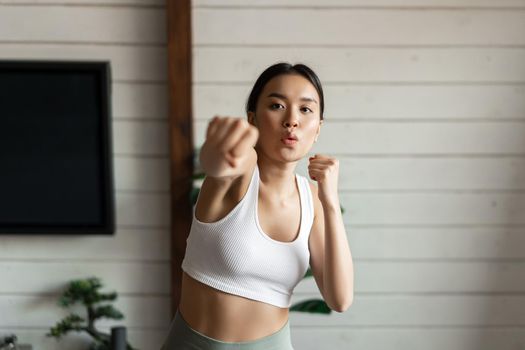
left=282, top=138, right=298, bottom=146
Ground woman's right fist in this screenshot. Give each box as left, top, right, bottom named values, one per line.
left=201, top=116, right=259, bottom=176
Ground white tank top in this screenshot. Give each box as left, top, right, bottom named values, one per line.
left=181, top=163, right=314, bottom=308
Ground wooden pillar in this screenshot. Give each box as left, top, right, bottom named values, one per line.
left=166, top=0, right=193, bottom=318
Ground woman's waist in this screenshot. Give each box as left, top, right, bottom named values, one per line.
left=179, top=271, right=289, bottom=341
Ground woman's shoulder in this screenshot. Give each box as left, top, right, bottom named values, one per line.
left=195, top=155, right=257, bottom=223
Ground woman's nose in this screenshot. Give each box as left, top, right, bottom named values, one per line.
left=283, top=112, right=299, bottom=128
left=283, top=120, right=298, bottom=128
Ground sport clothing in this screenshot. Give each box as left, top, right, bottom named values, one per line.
left=181, top=163, right=314, bottom=308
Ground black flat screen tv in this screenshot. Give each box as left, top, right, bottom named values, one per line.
left=0, top=60, right=115, bottom=234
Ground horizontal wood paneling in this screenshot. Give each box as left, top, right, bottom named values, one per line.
left=114, top=156, right=170, bottom=192
left=3, top=0, right=525, bottom=9
left=0, top=6, right=166, bottom=44
left=0, top=2, right=172, bottom=348
left=113, top=83, right=168, bottom=119
left=296, top=157, right=525, bottom=191
left=2, top=260, right=523, bottom=295
left=296, top=260, right=525, bottom=293
left=0, top=328, right=167, bottom=350
left=0, top=0, right=163, bottom=5
left=1, top=327, right=524, bottom=350
left=290, top=328, right=525, bottom=350
left=194, top=84, right=525, bottom=121
left=194, top=120, right=525, bottom=155
left=193, top=8, right=525, bottom=45
left=292, top=294, right=525, bottom=325
left=0, top=295, right=170, bottom=328
left=97, top=153, right=525, bottom=193
left=113, top=120, right=169, bottom=156
left=2, top=46, right=523, bottom=84
left=0, top=44, right=167, bottom=82
left=1, top=1, right=524, bottom=349
left=191, top=3, right=525, bottom=350
left=1, top=226, right=523, bottom=261
left=337, top=191, right=525, bottom=225
left=194, top=0, right=525, bottom=8
left=0, top=227, right=170, bottom=261
left=0, top=262, right=169, bottom=294
left=344, top=227, right=525, bottom=259
left=2, top=294, right=524, bottom=327
left=115, top=192, right=170, bottom=227
left=194, top=48, right=525, bottom=83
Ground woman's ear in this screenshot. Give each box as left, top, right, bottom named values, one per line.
left=315, top=119, right=323, bottom=142
left=247, top=111, right=257, bottom=126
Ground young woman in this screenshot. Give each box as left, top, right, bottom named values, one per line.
left=161, top=63, right=354, bottom=350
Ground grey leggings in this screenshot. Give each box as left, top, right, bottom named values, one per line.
left=160, top=309, right=295, bottom=350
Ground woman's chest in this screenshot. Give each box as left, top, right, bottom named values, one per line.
left=256, top=193, right=302, bottom=243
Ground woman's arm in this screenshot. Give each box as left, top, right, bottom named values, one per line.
left=308, top=154, right=354, bottom=312
left=194, top=116, right=259, bottom=223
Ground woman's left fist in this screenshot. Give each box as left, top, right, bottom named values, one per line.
left=308, top=154, right=340, bottom=205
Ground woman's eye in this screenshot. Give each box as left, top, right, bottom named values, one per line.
left=301, top=107, right=313, bottom=113
left=270, top=103, right=283, bottom=109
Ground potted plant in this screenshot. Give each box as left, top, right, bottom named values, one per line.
left=47, top=277, right=137, bottom=350
left=0, top=334, right=32, bottom=350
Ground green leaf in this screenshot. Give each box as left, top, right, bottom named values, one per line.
left=192, top=172, right=206, bottom=180
left=303, top=267, right=314, bottom=278
left=97, top=292, right=118, bottom=302
left=93, top=305, right=124, bottom=320
left=289, top=299, right=332, bottom=314
left=190, top=187, right=200, bottom=205
left=58, top=277, right=105, bottom=307
left=46, top=314, right=85, bottom=339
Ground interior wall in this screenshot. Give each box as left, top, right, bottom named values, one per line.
left=191, top=1, right=525, bottom=349
left=0, top=1, right=170, bottom=349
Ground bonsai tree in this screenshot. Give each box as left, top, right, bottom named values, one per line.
left=47, top=277, right=137, bottom=350
left=190, top=147, right=346, bottom=315
left=0, top=334, right=18, bottom=350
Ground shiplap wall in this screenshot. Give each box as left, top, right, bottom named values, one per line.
left=0, top=0, right=171, bottom=349
left=1, top=1, right=525, bottom=350
left=191, top=1, right=525, bottom=350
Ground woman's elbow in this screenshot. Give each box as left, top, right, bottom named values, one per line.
left=331, top=295, right=353, bottom=313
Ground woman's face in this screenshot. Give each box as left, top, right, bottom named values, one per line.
left=248, top=73, right=323, bottom=163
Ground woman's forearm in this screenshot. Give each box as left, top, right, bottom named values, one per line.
left=321, top=199, right=354, bottom=312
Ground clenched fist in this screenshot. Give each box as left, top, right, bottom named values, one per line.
left=308, top=153, right=340, bottom=206
left=200, top=116, right=259, bottom=178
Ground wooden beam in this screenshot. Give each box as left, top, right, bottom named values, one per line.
left=166, top=0, right=193, bottom=318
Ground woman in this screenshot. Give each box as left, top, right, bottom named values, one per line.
left=161, top=63, right=354, bottom=350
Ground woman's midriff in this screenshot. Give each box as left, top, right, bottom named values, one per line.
left=178, top=271, right=290, bottom=342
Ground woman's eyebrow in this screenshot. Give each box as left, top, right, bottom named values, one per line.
left=267, top=92, right=318, bottom=104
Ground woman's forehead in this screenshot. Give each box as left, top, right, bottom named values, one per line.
left=261, top=74, right=319, bottom=101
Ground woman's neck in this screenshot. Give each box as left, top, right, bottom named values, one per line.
left=256, top=157, right=298, bottom=199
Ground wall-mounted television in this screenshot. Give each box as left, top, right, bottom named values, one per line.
left=0, top=60, right=115, bottom=234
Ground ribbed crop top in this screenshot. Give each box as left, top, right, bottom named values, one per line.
left=181, top=163, right=314, bottom=308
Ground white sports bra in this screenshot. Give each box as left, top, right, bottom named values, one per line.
left=181, top=163, right=315, bottom=308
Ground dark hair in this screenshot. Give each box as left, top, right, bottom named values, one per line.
left=245, top=62, right=324, bottom=120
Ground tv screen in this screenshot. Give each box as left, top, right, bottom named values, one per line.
left=0, top=60, right=115, bottom=234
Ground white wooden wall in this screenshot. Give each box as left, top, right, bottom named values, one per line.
left=191, top=1, right=525, bottom=350
left=0, top=1, right=170, bottom=349
left=1, top=0, right=524, bottom=349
